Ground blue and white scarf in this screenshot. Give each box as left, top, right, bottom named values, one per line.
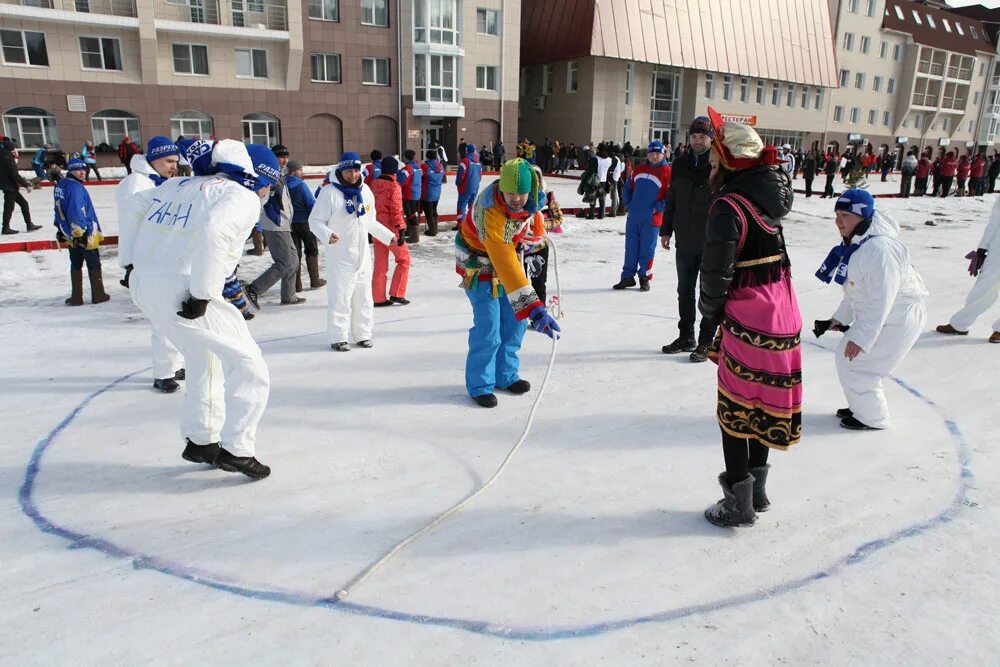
left=332, top=174, right=366, bottom=218
left=815, top=236, right=872, bottom=285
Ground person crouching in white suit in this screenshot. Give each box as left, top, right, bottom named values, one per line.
left=815, top=189, right=928, bottom=430
left=118, top=140, right=280, bottom=479
left=309, top=152, right=396, bottom=351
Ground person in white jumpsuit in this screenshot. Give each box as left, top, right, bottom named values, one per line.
left=822, top=190, right=928, bottom=430
left=936, top=196, right=1000, bottom=343
left=116, top=135, right=184, bottom=393
left=118, top=140, right=280, bottom=479
left=308, top=152, right=395, bottom=351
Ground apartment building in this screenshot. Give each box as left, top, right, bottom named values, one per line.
left=518, top=0, right=839, bottom=152
left=826, top=0, right=998, bottom=157
left=0, top=0, right=519, bottom=167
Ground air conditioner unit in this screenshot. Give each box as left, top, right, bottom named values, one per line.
left=533, top=95, right=546, bottom=110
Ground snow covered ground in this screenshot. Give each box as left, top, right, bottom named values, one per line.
left=1, top=174, right=999, bottom=665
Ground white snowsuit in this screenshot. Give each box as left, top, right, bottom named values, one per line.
left=119, top=175, right=269, bottom=456
left=116, top=154, right=184, bottom=382
left=308, top=177, right=394, bottom=344
left=832, top=213, right=928, bottom=429
left=949, top=197, right=1000, bottom=334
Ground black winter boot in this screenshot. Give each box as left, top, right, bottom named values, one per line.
left=662, top=337, right=696, bottom=354
left=473, top=393, right=498, bottom=408
left=612, top=277, right=636, bottom=290
left=214, top=447, right=270, bottom=479
left=153, top=377, right=180, bottom=393
left=182, top=439, right=220, bottom=465
left=306, top=255, right=326, bottom=289
left=639, top=277, right=650, bottom=292
left=88, top=267, right=111, bottom=304
left=748, top=464, right=771, bottom=512
left=704, top=473, right=757, bottom=527
left=689, top=345, right=710, bottom=363
left=505, top=379, right=531, bottom=394
left=836, top=407, right=853, bottom=419
left=65, top=269, right=84, bottom=306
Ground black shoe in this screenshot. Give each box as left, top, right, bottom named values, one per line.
left=357, top=340, right=374, bottom=348
left=749, top=465, right=771, bottom=512
left=836, top=407, right=853, bottom=419
left=473, top=393, right=498, bottom=408
left=374, top=301, right=393, bottom=307
left=840, top=415, right=879, bottom=430
left=612, top=277, right=636, bottom=290
left=182, top=439, right=219, bottom=465
left=2, top=227, right=19, bottom=235
left=244, top=283, right=259, bottom=309
left=705, top=473, right=757, bottom=527
left=280, top=296, right=306, bottom=305
left=174, top=368, right=186, bottom=381
left=153, top=377, right=180, bottom=393
left=214, top=447, right=271, bottom=479
left=390, top=296, right=411, bottom=305
left=662, top=337, right=696, bottom=354
left=639, top=277, right=650, bottom=291
left=26, top=223, right=42, bottom=232
left=505, top=379, right=531, bottom=394
left=689, top=345, right=710, bottom=363
left=331, top=342, right=350, bottom=351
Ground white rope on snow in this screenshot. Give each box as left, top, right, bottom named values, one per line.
left=333, top=238, right=563, bottom=601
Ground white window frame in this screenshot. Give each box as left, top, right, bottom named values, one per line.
left=883, top=111, right=891, bottom=127
left=0, top=29, right=48, bottom=68
left=169, top=111, right=213, bottom=139
left=942, top=117, right=949, bottom=131
left=475, top=64, right=497, bottom=91
left=704, top=72, right=715, bottom=99
left=849, top=107, right=859, bottom=124
left=914, top=113, right=922, bottom=129
left=844, top=32, right=854, bottom=51
left=771, top=82, right=779, bottom=106
left=956, top=23, right=965, bottom=36
left=800, top=85, right=809, bottom=109
left=867, top=109, right=876, bottom=125
left=542, top=63, right=553, bottom=95
left=894, top=5, right=903, bottom=20
left=625, top=62, right=634, bottom=105
left=975, top=91, right=981, bottom=106
left=860, top=36, right=870, bottom=54
left=840, top=69, right=849, bottom=87
left=814, top=88, right=824, bottom=110
left=475, top=7, right=499, bottom=36
left=879, top=41, right=887, bottom=59
left=855, top=72, right=865, bottom=90
left=911, top=10, right=921, bottom=26
left=740, top=77, right=749, bottom=103
left=235, top=47, right=268, bottom=79
left=848, top=0, right=858, bottom=13
left=308, top=0, right=339, bottom=22
left=242, top=114, right=279, bottom=146
left=310, top=53, right=341, bottom=83
left=893, top=44, right=901, bottom=61
left=722, top=74, right=732, bottom=101
left=755, top=79, right=764, bottom=104
left=833, top=105, right=844, bottom=123
left=927, top=14, right=937, bottom=29
left=866, top=0, right=875, bottom=17
left=887, top=78, right=896, bottom=94
left=362, top=56, right=391, bottom=86
left=171, top=43, right=209, bottom=76
left=79, top=35, right=123, bottom=71
left=786, top=83, right=794, bottom=107
left=2, top=108, right=57, bottom=149
left=91, top=110, right=140, bottom=147
left=413, top=0, right=459, bottom=46
left=361, top=0, right=389, bottom=27
left=943, top=19, right=952, bottom=33
left=873, top=75, right=882, bottom=92
left=566, top=60, right=578, bottom=93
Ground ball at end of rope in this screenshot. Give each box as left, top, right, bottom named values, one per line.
left=334, top=589, right=349, bottom=601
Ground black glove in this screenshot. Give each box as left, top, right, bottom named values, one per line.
left=397, top=232, right=406, bottom=246
left=56, top=230, right=68, bottom=245
left=177, top=297, right=210, bottom=320
left=71, top=233, right=89, bottom=249
left=974, top=248, right=988, bottom=276
left=813, top=320, right=850, bottom=338
left=120, top=264, right=133, bottom=289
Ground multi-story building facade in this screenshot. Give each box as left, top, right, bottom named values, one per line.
left=518, top=0, right=839, bottom=153
left=0, top=0, right=519, bottom=167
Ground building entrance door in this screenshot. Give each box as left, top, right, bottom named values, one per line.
left=422, top=124, right=443, bottom=160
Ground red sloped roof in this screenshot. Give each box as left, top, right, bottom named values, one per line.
left=521, top=0, right=595, bottom=67
left=882, top=0, right=995, bottom=56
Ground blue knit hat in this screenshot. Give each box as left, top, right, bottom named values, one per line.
left=67, top=157, right=87, bottom=172
left=835, top=189, right=875, bottom=221
left=336, top=151, right=362, bottom=172
left=246, top=144, right=281, bottom=190
left=689, top=116, right=714, bottom=139
left=466, top=143, right=477, bottom=156
left=146, top=135, right=180, bottom=161
left=647, top=140, right=666, bottom=153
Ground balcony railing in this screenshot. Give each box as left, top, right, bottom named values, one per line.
left=73, top=0, right=136, bottom=17
left=231, top=0, right=286, bottom=31
left=156, top=0, right=287, bottom=31
left=13, top=0, right=54, bottom=8
left=158, top=0, right=221, bottom=25
left=917, top=61, right=945, bottom=76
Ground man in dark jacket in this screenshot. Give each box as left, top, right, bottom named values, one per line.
left=1, top=138, right=41, bottom=235
left=660, top=117, right=716, bottom=362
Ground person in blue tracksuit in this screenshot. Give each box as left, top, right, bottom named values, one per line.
left=31, top=144, right=51, bottom=183
left=54, top=157, right=110, bottom=306
left=397, top=149, right=424, bottom=243
left=364, top=149, right=382, bottom=188
left=455, top=143, right=483, bottom=229
left=613, top=140, right=673, bottom=292
left=421, top=149, right=445, bottom=236
left=285, top=159, right=326, bottom=291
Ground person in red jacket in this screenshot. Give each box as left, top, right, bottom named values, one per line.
left=939, top=151, right=958, bottom=198
left=971, top=153, right=987, bottom=196
left=914, top=152, right=931, bottom=196
left=957, top=155, right=971, bottom=196
left=371, top=156, right=411, bottom=306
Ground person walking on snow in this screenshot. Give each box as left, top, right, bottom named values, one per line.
left=420, top=148, right=445, bottom=236
left=309, top=152, right=396, bottom=351
left=371, top=156, right=411, bottom=307
left=818, top=190, right=928, bottom=430
left=118, top=136, right=140, bottom=175
left=936, top=195, right=1000, bottom=343
left=456, top=158, right=561, bottom=408
left=53, top=158, right=111, bottom=306
left=116, top=135, right=185, bottom=393
left=455, top=144, right=482, bottom=229
left=397, top=149, right=423, bottom=243
left=284, top=159, right=326, bottom=292
left=118, top=140, right=278, bottom=479
left=613, top=140, right=672, bottom=293
left=1, top=137, right=40, bottom=235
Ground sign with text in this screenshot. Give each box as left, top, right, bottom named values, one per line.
left=938, top=138, right=951, bottom=146
left=896, top=136, right=908, bottom=144
left=720, top=114, right=757, bottom=126
left=848, top=133, right=863, bottom=142
left=406, top=129, right=421, bottom=140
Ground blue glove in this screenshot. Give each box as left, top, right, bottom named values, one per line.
left=529, top=305, right=561, bottom=339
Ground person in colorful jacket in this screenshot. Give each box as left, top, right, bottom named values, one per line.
left=455, top=144, right=482, bottom=231
left=396, top=149, right=424, bottom=243
left=613, top=140, right=672, bottom=292
left=371, top=156, right=410, bottom=307
left=456, top=158, right=561, bottom=408
left=970, top=153, right=987, bottom=196
left=81, top=141, right=102, bottom=182
left=420, top=149, right=445, bottom=236
left=364, top=149, right=382, bottom=188
left=522, top=165, right=564, bottom=304
left=54, top=158, right=110, bottom=306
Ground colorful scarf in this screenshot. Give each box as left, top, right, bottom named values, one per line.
left=332, top=173, right=365, bottom=218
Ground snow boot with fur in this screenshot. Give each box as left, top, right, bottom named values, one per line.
left=705, top=473, right=757, bottom=527
left=749, top=464, right=771, bottom=512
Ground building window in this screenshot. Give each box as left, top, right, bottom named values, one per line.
left=756, top=79, right=764, bottom=104
left=308, top=0, right=339, bottom=21
left=362, top=56, right=390, bottom=86
left=310, top=53, right=341, bottom=83
left=413, top=0, right=458, bottom=45
left=883, top=111, right=891, bottom=127
left=860, top=36, right=870, bottom=54
left=867, top=109, right=876, bottom=125
left=771, top=82, right=779, bottom=106
left=975, top=91, right=981, bottom=106
left=855, top=72, right=865, bottom=89
left=873, top=75, right=882, bottom=92
left=172, top=44, right=208, bottom=75
left=814, top=88, right=824, bottom=110
left=866, top=0, right=875, bottom=17
left=475, top=64, right=497, bottom=91
left=839, top=69, right=849, bottom=87
left=170, top=110, right=213, bottom=139
left=956, top=23, right=965, bottom=36
left=740, top=77, right=749, bottom=103
left=649, top=65, right=681, bottom=147
left=879, top=41, right=887, bottom=59
left=843, top=32, right=854, bottom=51
left=567, top=60, right=578, bottom=93
left=542, top=64, right=553, bottom=95
left=722, top=74, right=732, bottom=101
left=414, top=55, right=456, bottom=100
left=0, top=29, right=48, bottom=67
left=786, top=83, right=794, bottom=107
left=476, top=8, right=499, bottom=36
left=361, top=0, right=389, bottom=27
left=800, top=85, right=809, bottom=109
left=887, top=78, right=895, bottom=94
left=942, top=117, right=949, bottom=131
left=625, top=62, right=634, bottom=105
left=242, top=112, right=279, bottom=145
left=980, top=62, right=985, bottom=77
left=911, top=10, right=921, bottom=26
left=704, top=72, right=715, bottom=99
left=235, top=48, right=267, bottom=78
left=849, top=107, right=859, bottom=123
left=848, top=0, right=858, bottom=13
left=914, top=114, right=922, bottom=129
left=833, top=105, right=844, bottom=122
left=91, top=109, right=139, bottom=147
left=971, top=26, right=978, bottom=39
left=969, top=120, right=974, bottom=132
left=79, top=36, right=122, bottom=71
left=2, top=107, right=57, bottom=149
left=893, top=44, right=901, bottom=61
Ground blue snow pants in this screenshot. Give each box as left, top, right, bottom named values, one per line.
left=465, top=282, right=527, bottom=397
left=621, top=216, right=660, bottom=280
left=456, top=193, right=475, bottom=221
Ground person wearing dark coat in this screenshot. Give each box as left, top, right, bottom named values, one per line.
left=801, top=149, right=818, bottom=198
left=1, top=138, right=40, bottom=234
left=821, top=152, right=838, bottom=198
left=989, top=153, right=1000, bottom=193
left=660, top=117, right=716, bottom=361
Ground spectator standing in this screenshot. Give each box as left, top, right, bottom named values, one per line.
left=118, top=136, right=140, bottom=175
left=880, top=152, right=892, bottom=182
left=285, top=159, right=325, bottom=292
left=821, top=151, right=838, bottom=198
left=614, top=140, right=671, bottom=293
left=420, top=148, right=445, bottom=236
left=454, top=144, right=482, bottom=229
left=956, top=154, right=971, bottom=196
left=970, top=153, right=987, bottom=196
left=607, top=146, right=623, bottom=217
left=988, top=153, right=1000, bottom=193
left=364, top=149, right=382, bottom=187
left=457, top=138, right=467, bottom=164
left=801, top=149, right=817, bottom=198
left=494, top=140, right=505, bottom=167
left=81, top=141, right=102, bottom=181
left=1, top=138, right=40, bottom=234
left=914, top=152, right=931, bottom=196
left=30, top=143, right=51, bottom=186
left=899, top=149, right=917, bottom=198
left=557, top=141, right=568, bottom=173
left=54, top=157, right=111, bottom=305
left=939, top=151, right=958, bottom=198
left=567, top=143, right=578, bottom=171
left=397, top=149, right=424, bottom=243
left=371, top=156, right=410, bottom=307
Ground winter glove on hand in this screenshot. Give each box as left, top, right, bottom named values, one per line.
left=56, top=230, right=68, bottom=245
left=972, top=248, right=988, bottom=277
left=71, top=233, right=89, bottom=250
left=177, top=297, right=210, bottom=320
left=529, top=305, right=561, bottom=339
left=397, top=232, right=406, bottom=246
left=120, top=264, right=133, bottom=289
left=813, top=319, right=832, bottom=338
